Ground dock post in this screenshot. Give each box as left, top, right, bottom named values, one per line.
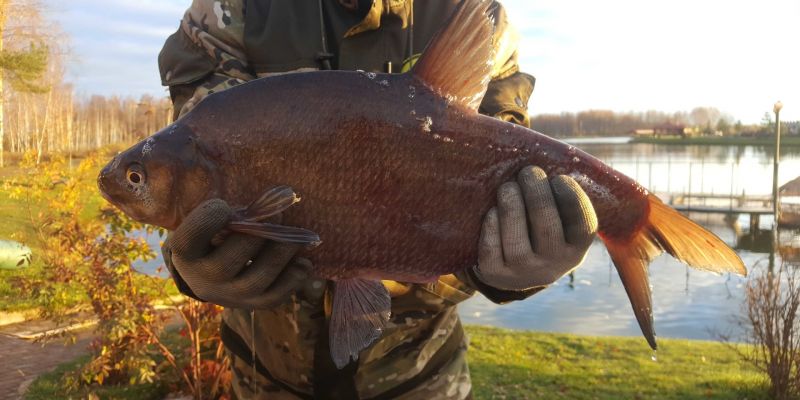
left=700, top=158, right=705, bottom=195
left=750, top=213, right=760, bottom=235
left=772, top=101, right=782, bottom=252
left=729, top=163, right=735, bottom=210
left=667, top=155, right=671, bottom=193
left=687, top=162, right=693, bottom=211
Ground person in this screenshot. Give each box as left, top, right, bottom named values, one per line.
left=158, top=1, right=598, bottom=398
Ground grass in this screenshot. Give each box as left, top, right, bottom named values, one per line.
left=24, top=326, right=767, bottom=399
left=631, top=135, right=800, bottom=147
left=0, top=162, right=96, bottom=312
left=0, top=170, right=58, bottom=312
left=24, top=355, right=169, bottom=400
left=467, top=326, right=766, bottom=399
left=25, top=329, right=186, bottom=400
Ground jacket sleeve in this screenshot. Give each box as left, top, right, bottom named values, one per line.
left=478, top=1, right=536, bottom=128
left=158, top=0, right=254, bottom=119
left=157, top=0, right=254, bottom=299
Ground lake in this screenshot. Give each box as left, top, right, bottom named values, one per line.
left=134, top=138, right=800, bottom=343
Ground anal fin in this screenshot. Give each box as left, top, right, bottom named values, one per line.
left=329, top=279, right=391, bottom=369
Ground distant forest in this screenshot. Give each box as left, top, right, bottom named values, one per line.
left=531, top=107, right=760, bottom=137
left=0, top=0, right=172, bottom=166
left=531, top=108, right=798, bottom=138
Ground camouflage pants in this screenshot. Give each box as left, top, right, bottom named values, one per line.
left=229, top=340, right=472, bottom=399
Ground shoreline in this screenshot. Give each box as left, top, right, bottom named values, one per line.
left=630, top=135, right=800, bottom=146
left=555, top=135, right=800, bottom=146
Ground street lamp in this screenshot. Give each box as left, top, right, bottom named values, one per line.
left=772, top=101, right=782, bottom=251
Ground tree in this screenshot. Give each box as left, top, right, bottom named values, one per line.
left=689, top=107, right=722, bottom=133
left=0, top=0, right=49, bottom=167
left=715, top=118, right=730, bottom=136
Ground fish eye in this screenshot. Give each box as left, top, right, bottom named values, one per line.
left=126, top=164, right=145, bottom=185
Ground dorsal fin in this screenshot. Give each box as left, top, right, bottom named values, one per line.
left=411, top=0, right=494, bottom=112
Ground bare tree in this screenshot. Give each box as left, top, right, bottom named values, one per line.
left=0, top=0, right=49, bottom=166
left=739, top=265, right=800, bottom=399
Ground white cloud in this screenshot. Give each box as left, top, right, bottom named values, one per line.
left=67, top=0, right=188, bottom=18
left=46, top=0, right=190, bottom=97
left=66, top=8, right=177, bottom=39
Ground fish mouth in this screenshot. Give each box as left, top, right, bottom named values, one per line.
left=97, top=172, right=111, bottom=202
left=98, top=187, right=114, bottom=204
left=97, top=165, right=118, bottom=205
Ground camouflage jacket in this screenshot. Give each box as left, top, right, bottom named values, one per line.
left=159, top=1, right=542, bottom=398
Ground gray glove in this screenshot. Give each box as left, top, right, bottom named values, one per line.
left=474, top=166, right=598, bottom=291
left=161, top=199, right=311, bottom=309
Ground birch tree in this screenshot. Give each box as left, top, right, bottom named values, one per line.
left=0, top=0, right=48, bottom=167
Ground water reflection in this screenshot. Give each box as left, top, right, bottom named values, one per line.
left=460, top=141, right=800, bottom=343
left=583, top=145, right=800, bottom=197
left=131, top=229, right=169, bottom=278
left=458, top=227, right=793, bottom=342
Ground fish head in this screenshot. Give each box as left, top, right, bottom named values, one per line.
left=97, top=123, right=219, bottom=230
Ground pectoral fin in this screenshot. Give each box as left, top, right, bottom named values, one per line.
left=244, top=185, right=300, bottom=221
left=329, top=279, right=391, bottom=369
left=226, top=185, right=321, bottom=247
left=228, top=221, right=321, bottom=247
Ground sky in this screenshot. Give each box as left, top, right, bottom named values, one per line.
left=48, top=0, right=800, bottom=123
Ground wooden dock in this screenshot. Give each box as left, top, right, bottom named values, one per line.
left=671, top=204, right=773, bottom=215
left=666, top=192, right=800, bottom=230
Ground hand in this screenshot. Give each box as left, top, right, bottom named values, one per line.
left=474, top=166, right=598, bottom=291
left=161, top=199, right=311, bottom=309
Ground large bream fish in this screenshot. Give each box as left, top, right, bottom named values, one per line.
left=99, top=0, right=745, bottom=368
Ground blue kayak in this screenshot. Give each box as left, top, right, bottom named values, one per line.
left=0, top=240, right=31, bottom=270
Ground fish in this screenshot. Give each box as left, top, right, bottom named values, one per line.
left=98, top=0, right=746, bottom=368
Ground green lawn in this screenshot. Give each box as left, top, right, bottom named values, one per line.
left=24, top=355, right=169, bottom=400
left=467, top=326, right=766, bottom=399
left=0, top=169, right=56, bottom=312
left=0, top=176, right=38, bottom=244
left=25, top=326, right=767, bottom=400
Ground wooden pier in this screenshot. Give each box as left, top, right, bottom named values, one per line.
left=666, top=192, right=797, bottom=231
left=600, top=158, right=800, bottom=229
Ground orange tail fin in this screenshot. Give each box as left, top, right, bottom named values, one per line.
left=605, top=194, right=746, bottom=349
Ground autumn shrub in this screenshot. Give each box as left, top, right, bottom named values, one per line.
left=161, top=300, right=231, bottom=399
left=740, top=264, right=800, bottom=400
left=6, top=151, right=167, bottom=385
left=6, top=151, right=231, bottom=397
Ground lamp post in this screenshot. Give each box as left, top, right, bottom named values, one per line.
left=772, top=101, right=782, bottom=253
